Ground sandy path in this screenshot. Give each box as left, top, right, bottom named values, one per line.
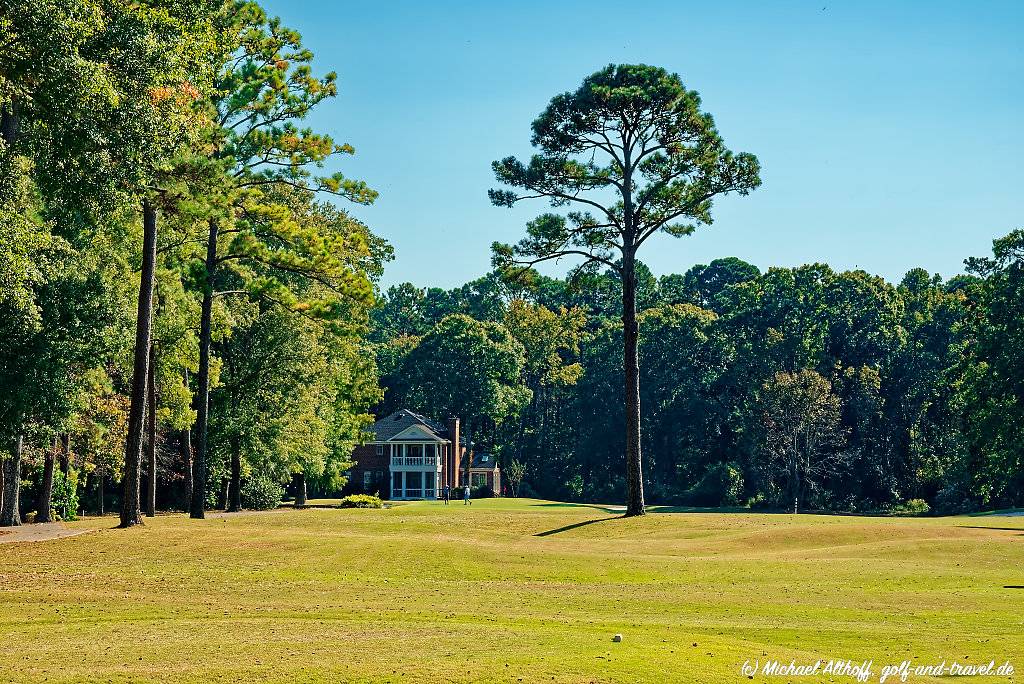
left=0, top=522, right=93, bottom=545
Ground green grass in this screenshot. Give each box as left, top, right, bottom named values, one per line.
left=1, top=499, right=1022, bottom=683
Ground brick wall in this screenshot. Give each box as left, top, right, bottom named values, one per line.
left=351, top=444, right=389, bottom=494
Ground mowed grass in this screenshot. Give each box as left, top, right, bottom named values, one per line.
left=1, top=500, right=1022, bottom=683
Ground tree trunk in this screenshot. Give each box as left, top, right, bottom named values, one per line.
left=227, top=435, right=241, bottom=512
left=790, top=434, right=800, bottom=514
left=145, top=340, right=157, bottom=517
left=120, top=199, right=158, bottom=528
left=1, top=435, right=24, bottom=526
left=35, top=438, right=57, bottom=523
left=180, top=426, right=193, bottom=513
left=1, top=98, right=20, bottom=148
left=217, top=476, right=228, bottom=511
left=60, top=433, right=71, bottom=476
left=191, top=218, right=218, bottom=520
left=792, top=453, right=800, bottom=515
left=98, top=474, right=105, bottom=516
left=621, top=249, right=646, bottom=516
left=295, top=472, right=307, bottom=507
left=80, top=471, right=89, bottom=518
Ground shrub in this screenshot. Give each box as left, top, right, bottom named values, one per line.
left=339, top=494, right=384, bottom=509
left=240, top=475, right=284, bottom=510
left=470, top=485, right=493, bottom=499
left=517, top=481, right=538, bottom=499
left=562, top=474, right=584, bottom=502
left=583, top=477, right=624, bottom=505
left=50, top=470, right=79, bottom=521
left=889, top=498, right=931, bottom=516
left=934, top=484, right=980, bottom=515
left=685, top=462, right=744, bottom=507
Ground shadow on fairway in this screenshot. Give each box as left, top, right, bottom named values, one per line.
left=534, top=517, right=618, bottom=537
left=957, top=525, right=1024, bottom=535
left=530, top=502, right=752, bottom=515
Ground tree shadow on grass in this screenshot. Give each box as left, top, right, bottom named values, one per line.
left=530, top=502, right=752, bottom=515
left=534, top=517, right=619, bottom=537
left=956, top=525, right=1024, bottom=535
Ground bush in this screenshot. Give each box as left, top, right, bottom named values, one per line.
left=583, top=477, right=624, bottom=505
left=934, top=484, right=980, bottom=515
left=517, top=481, right=538, bottom=499
left=50, top=470, right=78, bottom=521
left=889, top=498, right=931, bottom=516
left=684, top=462, right=744, bottom=507
left=339, top=494, right=383, bottom=509
left=240, top=475, right=284, bottom=510
left=562, top=474, right=584, bottom=502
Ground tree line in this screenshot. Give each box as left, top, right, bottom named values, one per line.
left=0, top=0, right=388, bottom=527
left=372, top=241, right=1024, bottom=514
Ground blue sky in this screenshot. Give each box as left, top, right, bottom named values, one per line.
left=261, top=0, right=1022, bottom=289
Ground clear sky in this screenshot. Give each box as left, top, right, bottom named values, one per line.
left=260, top=0, right=1022, bottom=289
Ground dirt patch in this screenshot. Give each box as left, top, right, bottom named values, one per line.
left=0, top=522, right=92, bottom=544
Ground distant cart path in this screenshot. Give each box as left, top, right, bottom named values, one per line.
left=0, top=522, right=93, bottom=545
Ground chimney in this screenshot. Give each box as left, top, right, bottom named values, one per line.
left=446, top=417, right=460, bottom=488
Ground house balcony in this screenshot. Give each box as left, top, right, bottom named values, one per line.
left=391, top=455, right=442, bottom=468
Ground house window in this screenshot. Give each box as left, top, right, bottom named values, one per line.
left=408, top=444, right=423, bottom=458
left=363, top=471, right=372, bottom=489
left=471, top=472, right=488, bottom=489
left=392, top=471, right=402, bottom=495
left=376, top=444, right=384, bottom=456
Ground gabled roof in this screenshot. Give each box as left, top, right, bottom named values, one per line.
left=462, top=452, right=499, bottom=470
left=370, top=409, right=450, bottom=442
left=391, top=424, right=447, bottom=443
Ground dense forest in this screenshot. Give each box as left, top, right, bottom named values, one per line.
left=1, top=1, right=1020, bottom=527
left=371, top=246, right=1024, bottom=515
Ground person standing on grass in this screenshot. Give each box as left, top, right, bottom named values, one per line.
left=443, top=484, right=450, bottom=505
left=463, top=484, right=471, bottom=505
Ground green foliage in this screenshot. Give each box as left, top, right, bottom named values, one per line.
left=471, top=486, right=494, bottom=499
left=685, top=463, right=744, bottom=508
left=505, top=459, right=527, bottom=497
left=50, top=469, right=79, bottom=521
left=963, top=229, right=1024, bottom=507
left=338, top=494, right=383, bottom=509
left=397, top=314, right=531, bottom=445
left=240, top=474, right=284, bottom=511
left=491, top=64, right=762, bottom=514
left=379, top=229, right=1022, bottom=514
left=756, top=370, right=848, bottom=511
left=490, top=63, right=760, bottom=280
left=563, top=474, right=584, bottom=502
left=888, top=498, right=931, bottom=516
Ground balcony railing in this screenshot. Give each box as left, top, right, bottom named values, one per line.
left=391, top=456, right=441, bottom=467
